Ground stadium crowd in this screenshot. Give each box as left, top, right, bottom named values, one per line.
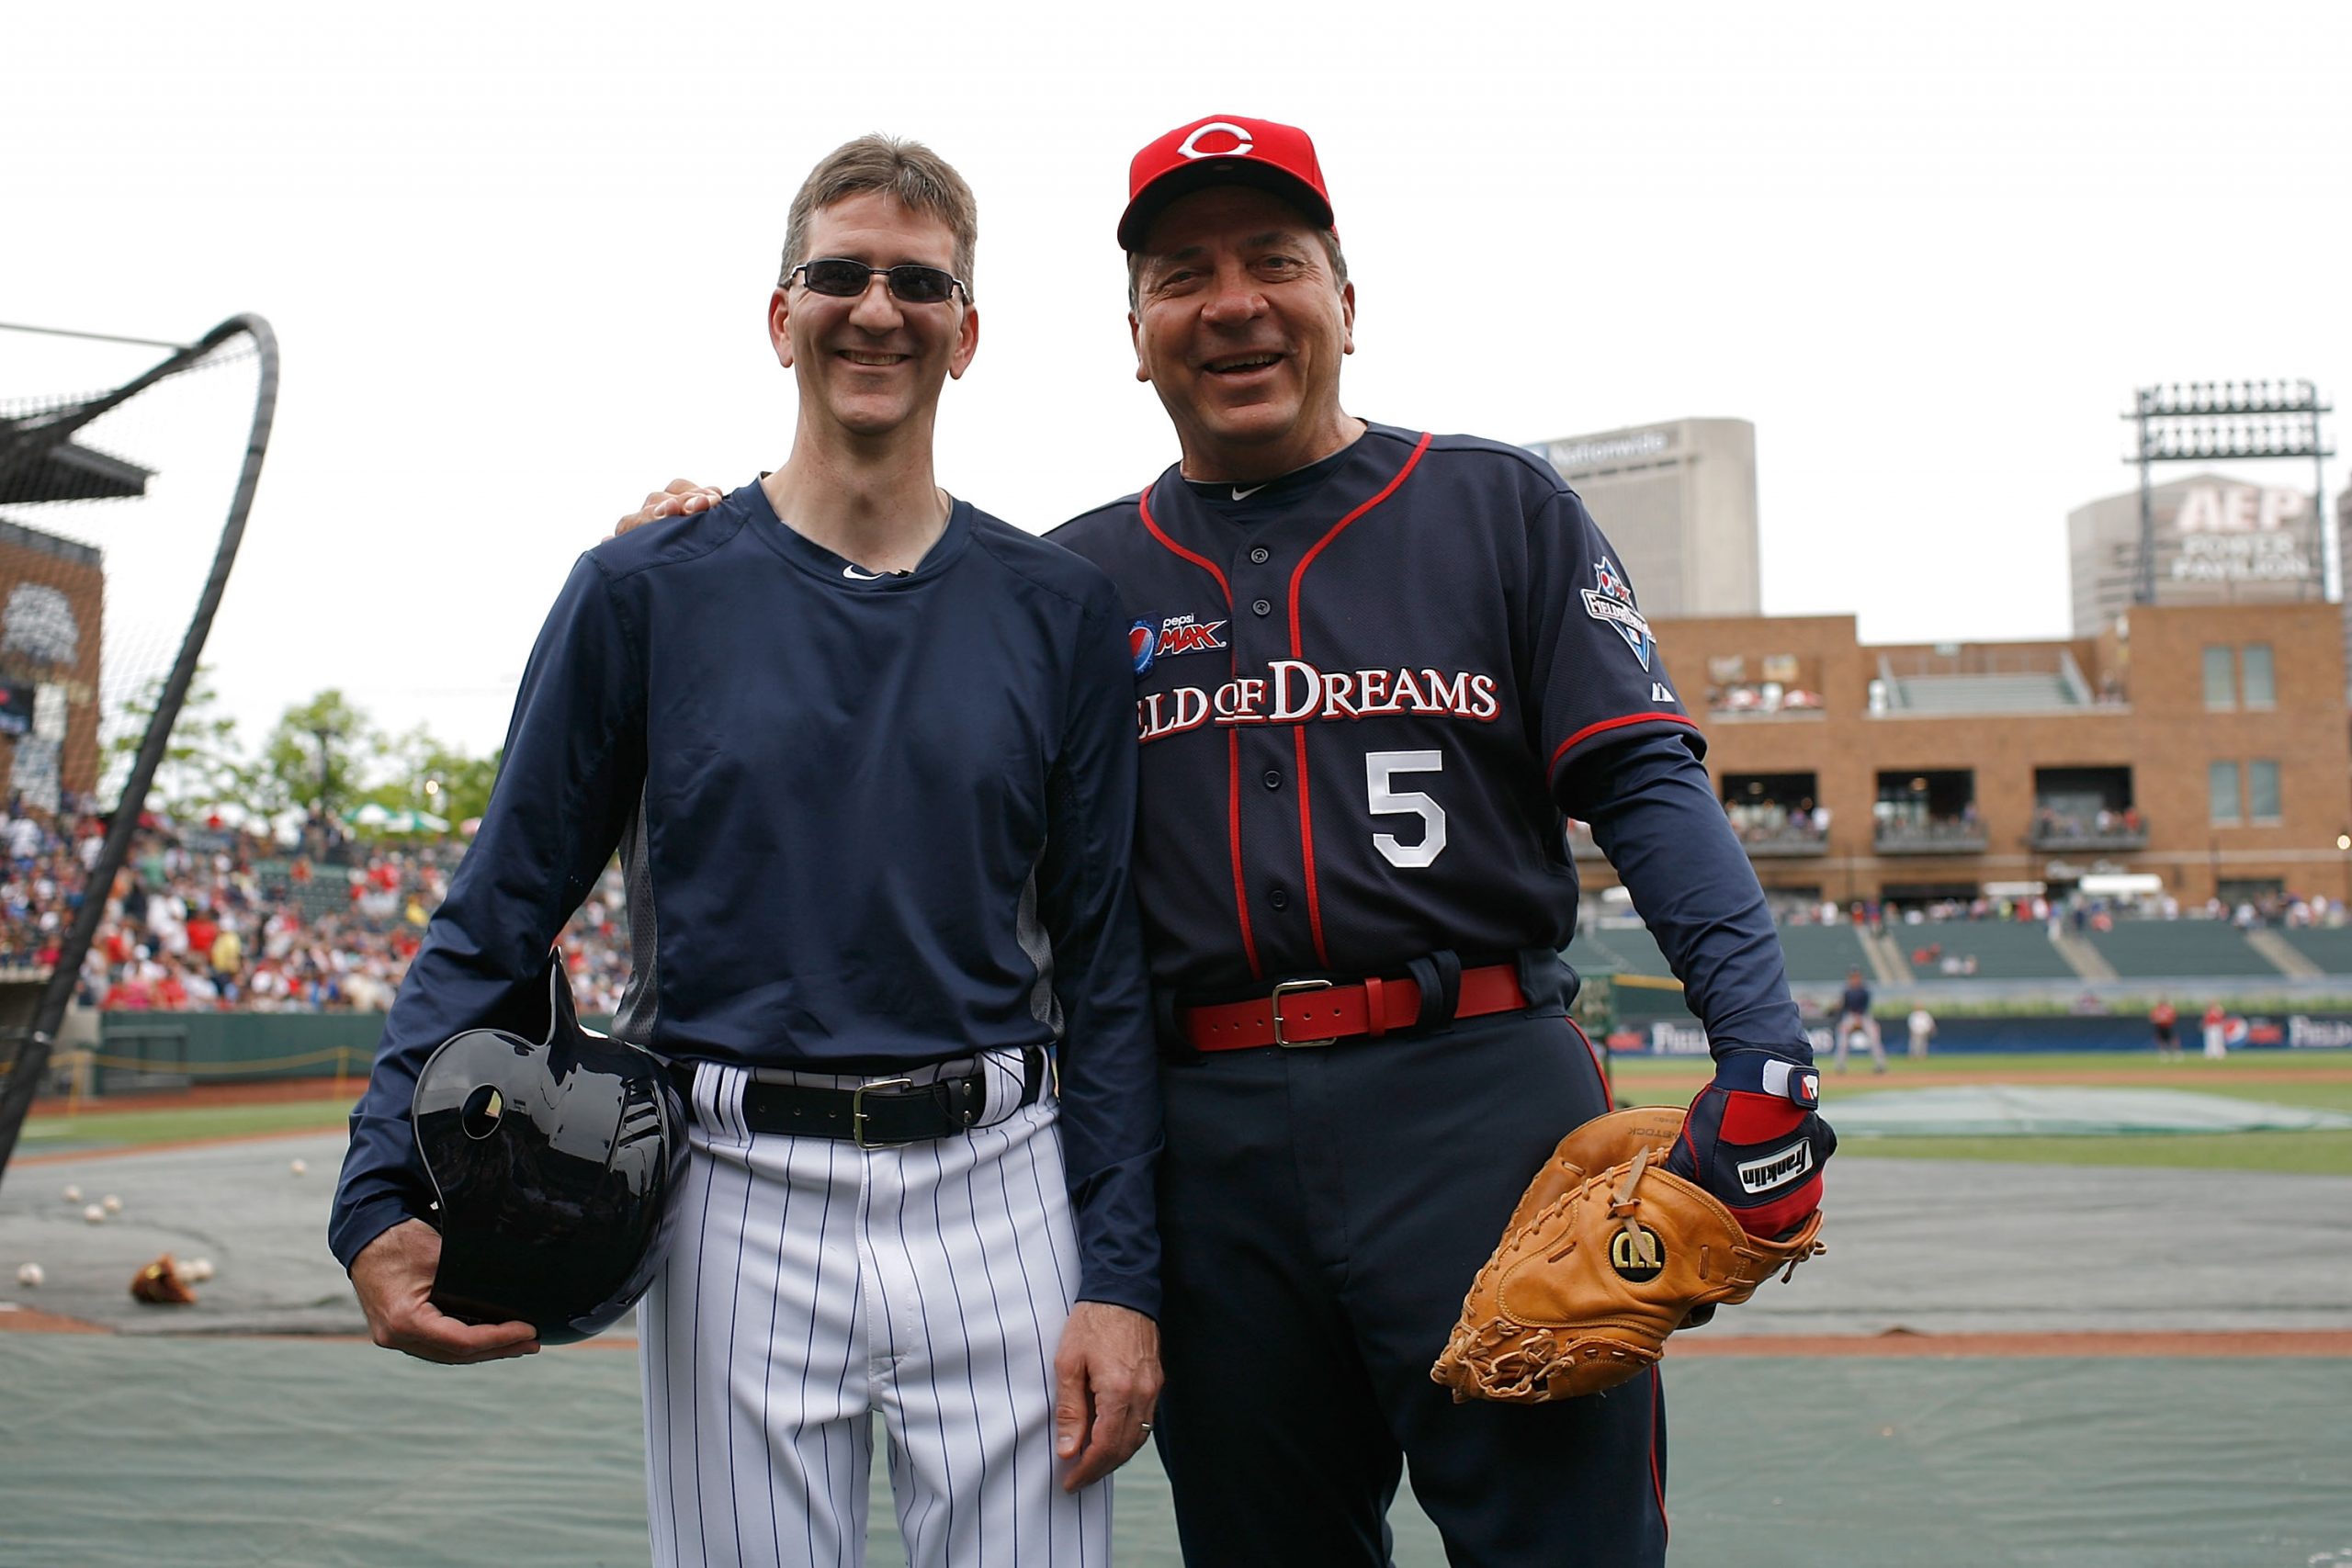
left=0, top=803, right=633, bottom=1016
left=8, top=799, right=2342, bottom=1017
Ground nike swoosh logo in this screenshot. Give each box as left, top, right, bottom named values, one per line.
left=842, top=565, right=886, bottom=581
left=1231, top=484, right=1268, bottom=500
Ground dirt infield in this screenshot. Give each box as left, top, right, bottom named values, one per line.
left=0, top=1304, right=106, bottom=1333
left=1668, top=1327, right=2352, bottom=1358
left=6, top=1301, right=2343, bottom=1364
left=31, top=1077, right=357, bottom=1115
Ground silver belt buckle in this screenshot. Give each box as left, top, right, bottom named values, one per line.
left=853, top=1077, right=915, bottom=1148
left=1271, top=978, right=1337, bottom=1047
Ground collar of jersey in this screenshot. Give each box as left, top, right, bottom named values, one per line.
left=1176, top=430, right=1365, bottom=513
left=743, top=482, right=974, bottom=589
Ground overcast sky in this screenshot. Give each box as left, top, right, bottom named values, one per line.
left=7, top=1, right=2349, bottom=761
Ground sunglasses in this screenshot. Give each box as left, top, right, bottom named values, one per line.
left=790, top=258, right=968, bottom=306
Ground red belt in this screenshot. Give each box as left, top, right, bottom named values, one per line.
left=1181, top=963, right=1528, bottom=1051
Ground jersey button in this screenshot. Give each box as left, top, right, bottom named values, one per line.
left=1267, top=885, right=1290, bottom=910
left=1251, top=597, right=1272, bottom=616
left=1261, top=770, right=1282, bottom=791
left=1250, top=547, right=1271, bottom=565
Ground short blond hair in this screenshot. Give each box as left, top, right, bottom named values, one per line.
left=779, top=134, right=978, bottom=298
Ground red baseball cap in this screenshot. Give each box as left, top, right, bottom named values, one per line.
left=1118, top=114, right=1335, bottom=251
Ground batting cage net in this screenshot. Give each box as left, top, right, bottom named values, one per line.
left=0, top=316, right=277, bottom=1185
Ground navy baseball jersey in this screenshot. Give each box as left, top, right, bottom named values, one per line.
left=1050, top=422, right=1800, bottom=1050
left=332, top=483, right=1162, bottom=1316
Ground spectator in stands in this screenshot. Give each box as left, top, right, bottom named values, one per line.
left=0, top=807, right=636, bottom=1021
left=1833, top=967, right=1884, bottom=1073
left=2150, top=998, right=2181, bottom=1061
left=1906, top=1006, right=1936, bottom=1060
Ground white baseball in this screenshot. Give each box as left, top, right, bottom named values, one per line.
left=288, top=1158, right=308, bottom=1177
left=16, top=1263, right=42, bottom=1288
left=83, top=1205, right=106, bottom=1224
left=182, top=1258, right=215, bottom=1282
left=101, top=1194, right=123, bottom=1214
left=62, top=1185, right=82, bottom=1203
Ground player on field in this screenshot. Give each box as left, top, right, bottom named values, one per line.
left=622, top=114, right=1834, bottom=1568
left=334, top=135, right=1163, bottom=1568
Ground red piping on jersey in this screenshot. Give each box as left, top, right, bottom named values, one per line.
left=1547, top=711, right=1698, bottom=781
left=1649, top=1368, right=1669, bottom=1542
left=1283, top=432, right=1432, bottom=968
left=1138, top=485, right=1232, bottom=602
left=1139, top=484, right=1260, bottom=979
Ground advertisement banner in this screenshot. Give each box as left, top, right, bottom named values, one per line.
left=1601, top=1012, right=2352, bottom=1056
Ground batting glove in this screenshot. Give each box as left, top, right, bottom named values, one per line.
left=1664, top=1050, right=1834, bottom=1241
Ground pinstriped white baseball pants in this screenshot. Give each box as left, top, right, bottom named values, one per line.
left=640, top=1059, right=1110, bottom=1568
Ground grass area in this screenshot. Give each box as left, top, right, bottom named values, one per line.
left=1820, top=1130, right=2352, bottom=1174
left=18, top=1098, right=350, bottom=1152
left=1610, top=1050, right=2352, bottom=1083
left=1608, top=1052, right=2352, bottom=1175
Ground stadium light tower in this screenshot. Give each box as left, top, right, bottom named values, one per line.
left=2122, top=380, right=2335, bottom=604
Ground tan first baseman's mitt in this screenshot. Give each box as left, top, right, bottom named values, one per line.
left=1430, top=1118, right=1824, bottom=1403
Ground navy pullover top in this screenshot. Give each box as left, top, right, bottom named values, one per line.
left=330, top=483, right=1163, bottom=1317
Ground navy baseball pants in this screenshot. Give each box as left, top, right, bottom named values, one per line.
left=1151, top=964, right=1668, bottom=1567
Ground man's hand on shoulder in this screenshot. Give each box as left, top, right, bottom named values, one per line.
left=614, top=479, right=723, bottom=537
left=1664, top=1049, right=1834, bottom=1240
left=349, top=1217, right=540, bottom=1365
left=1053, top=1300, right=1163, bottom=1493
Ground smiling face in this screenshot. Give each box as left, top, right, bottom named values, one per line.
left=1128, top=184, right=1357, bottom=481
left=770, top=190, right=978, bottom=443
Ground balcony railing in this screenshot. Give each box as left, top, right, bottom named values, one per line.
left=2026, top=812, right=2149, bottom=852
left=1733, top=824, right=1829, bottom=858
left=1873, top=819, right=1989, bottom=855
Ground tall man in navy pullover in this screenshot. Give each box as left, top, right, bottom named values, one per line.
left=332, top=136, right=1162, bottom=1566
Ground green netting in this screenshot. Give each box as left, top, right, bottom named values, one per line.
left=1830, top=1087, right=2352, bottom=1137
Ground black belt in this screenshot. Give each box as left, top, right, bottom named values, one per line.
left=668, top=1048, right=1045, bottom=1148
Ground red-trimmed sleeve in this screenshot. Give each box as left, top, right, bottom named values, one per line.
left=1524, top=486, right=1703, bottom=784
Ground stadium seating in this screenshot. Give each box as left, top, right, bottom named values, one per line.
left=1889, top=672, right=2080, bottom=713
left=2083, top=920, right=2285, bottom=978
left=2270, top=926, right=2352, bottom=976
left=1894, top=920, right=2078, bottom=979
left=1774, top=924, right=1871, bottom=984
left=1573, top=920, right=1867, bottom=986
left=1571, top=922, right=1676, bottom=978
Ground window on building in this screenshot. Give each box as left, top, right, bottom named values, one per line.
left=2209, top=761, right=2242, bottom=826
left=2202, top=645, right=2235, bottom=710
left=2247, top=759, right=2281, bottom=822
left=2242, top=644, right=2276, bottom=708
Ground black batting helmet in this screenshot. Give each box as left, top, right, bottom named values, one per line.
left=412, top=958, right=688, bottom=1345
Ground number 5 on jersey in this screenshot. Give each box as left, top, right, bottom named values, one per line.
left=1367, top=750, right=1446, bottom=868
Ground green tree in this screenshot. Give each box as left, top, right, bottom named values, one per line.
left=103, top=666, right=258, bottom=818
left=261, top=690, right=377, bottom=817
left=362, top=726, right=502, bottom=824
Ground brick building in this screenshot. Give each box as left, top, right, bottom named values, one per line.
left=0, top=518, right=105, bottom=807
left=1573, top=602, right=2352, bottom=908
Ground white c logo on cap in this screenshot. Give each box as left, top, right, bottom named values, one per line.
left=1177, top=122, right=1254, bottom=160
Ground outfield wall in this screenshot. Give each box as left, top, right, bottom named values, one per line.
left=57, top=1006, right=2352, bottom=1085
left=1605, top=1012, right=2352, bottom=1057
left=76, top=1011, right=619, bottom=1090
